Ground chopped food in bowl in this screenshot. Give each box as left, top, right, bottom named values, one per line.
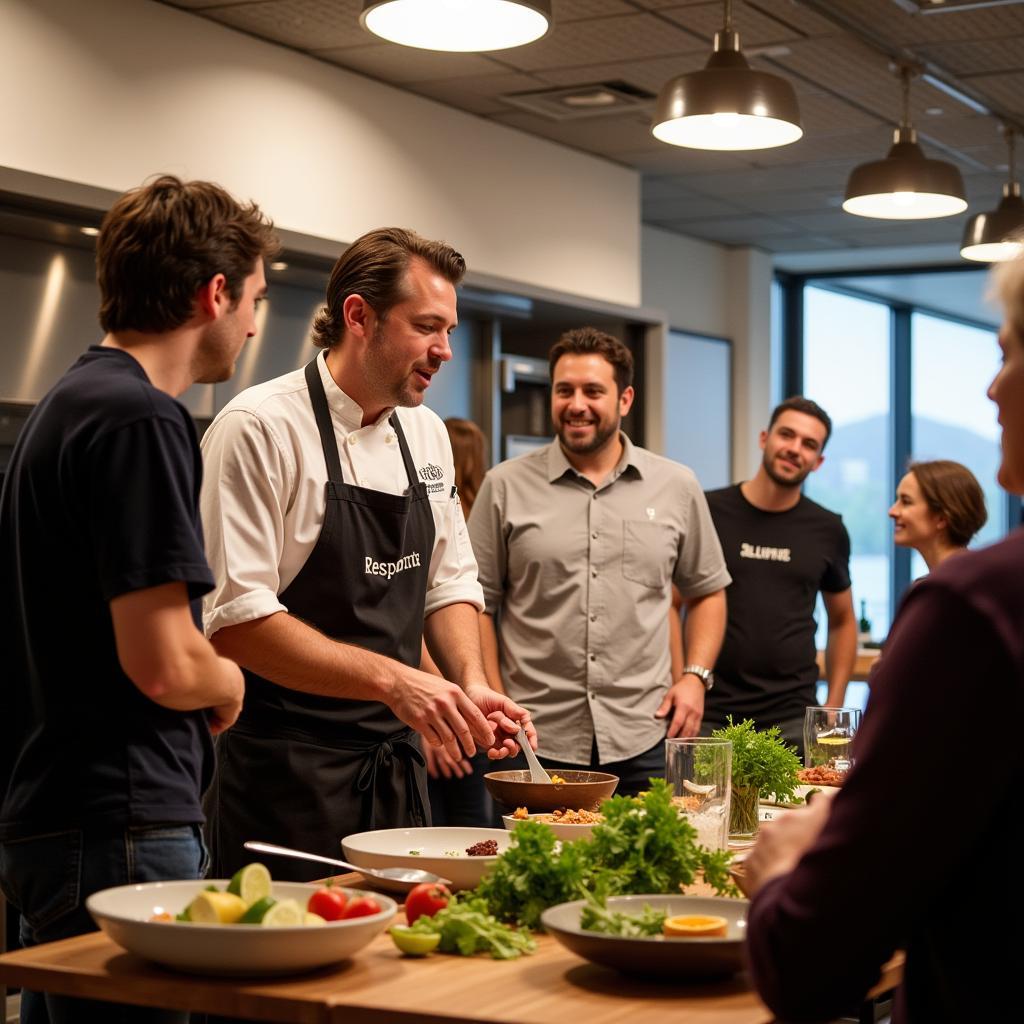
left=86, top=866, right=396, bottom=975
left=502, top=807, right=605, bottom=841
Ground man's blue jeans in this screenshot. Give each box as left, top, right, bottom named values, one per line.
left=0, top=824, right=208, bottom=1024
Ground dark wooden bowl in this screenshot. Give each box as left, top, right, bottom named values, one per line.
left=483, top=768, right=618, bottom=812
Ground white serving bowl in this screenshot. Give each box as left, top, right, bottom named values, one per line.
left=501, top=811, right=602, bottom=842
left=342, top=826, right=510, bottom=890
left=86, top=880, right=396, bottom=976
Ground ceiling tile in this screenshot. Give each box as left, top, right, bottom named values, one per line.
left=556, top=0, right=637, bottom=20
left=494, top=13, right=707, bottom=72
left=531, top=51, right=708, bottom=94
left=662, top=213, right=801, bottom=242
left=202, top=0, right=368, bottom=51
left=915, top=36, right=1024, bottom=78
left=959, top=70, right=1024, bottom=117
left=642, top=194, right=748, bottom=219
left=658, top=2, right=810, bottom=47
left=489, top=109, right=659, bottom=156
left=822, top=0, right=1024, bottom=46
left=411, top=72, right=549, bottom=115
left=316, top=44, right=501, bottom=83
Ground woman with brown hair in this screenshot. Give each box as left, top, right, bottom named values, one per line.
left=421, top=417, right=499, bottom=825
left=888, top=458, right=987, bottom=571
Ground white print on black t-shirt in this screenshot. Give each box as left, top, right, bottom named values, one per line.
left=739, top=542, right=791, bottom=563
left=365, top=552, right=422, bottom=579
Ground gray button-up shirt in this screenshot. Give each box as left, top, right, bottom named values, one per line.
left=469, top=436, right=730, bottom=763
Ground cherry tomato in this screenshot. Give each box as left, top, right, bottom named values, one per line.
left=307, top=884, right=348, bottom=921
left=403, top=882, right=451, bottom=925
left=341, top=895, right=381, bottom=919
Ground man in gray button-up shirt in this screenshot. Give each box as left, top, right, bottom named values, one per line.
left=470, top=327, right=731, bottom=796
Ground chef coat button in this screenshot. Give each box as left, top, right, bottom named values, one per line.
left=348, top=434, right=358, bottom=445
left=386, top=433, right=396, bottom=443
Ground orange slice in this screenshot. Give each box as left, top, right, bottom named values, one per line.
left=662, top=914, right=728, bottom=938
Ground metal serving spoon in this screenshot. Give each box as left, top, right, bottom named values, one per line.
left=243, top=840, right=452, bottom=894
left=515, top=725, right=552, bottom=784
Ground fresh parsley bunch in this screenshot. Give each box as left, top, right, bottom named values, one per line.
left=710, top=717, right=801, bottom=802
left=473, top=818, right=591, bottom=930
left=586, top=779, right=733, bottom=896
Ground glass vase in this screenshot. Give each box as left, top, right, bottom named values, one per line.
left=730, top=783, right=759, bottom=840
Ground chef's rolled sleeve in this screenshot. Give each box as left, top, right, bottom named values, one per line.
left=200, top=408, right=291, bottom=637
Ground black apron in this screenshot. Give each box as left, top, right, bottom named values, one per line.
left=206, top=357, right=435, bottom=880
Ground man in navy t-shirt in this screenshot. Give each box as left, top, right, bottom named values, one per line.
left=0, top=175, right=277, bottom=1023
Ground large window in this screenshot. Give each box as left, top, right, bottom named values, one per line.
left=802, top=286, right=892, bottom=642
left=786, top=269, right=1014, bottom=645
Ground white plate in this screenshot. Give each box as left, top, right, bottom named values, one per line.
left=501, top=811, right=601, bottom=841
left=342, top=826, right=510, bottom=890
left=86, top=880, right=396, bottom=976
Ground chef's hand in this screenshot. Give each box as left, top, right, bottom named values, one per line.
left=741, top=794, right=832, bottom=897
left=655, top=675, right=704, bottom=738
left=422, top=736, right=472, bottom=780
left=207, top=659, right=245, bottom=735
left=465, top=685, right=536, bottom=760
left=387, top=667, right=495, bottom=765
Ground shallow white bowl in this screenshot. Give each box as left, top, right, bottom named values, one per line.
left=86, top=879, right=396, bottom=976
left=342, top=826, right=510, bottom=891
left=501, top=811, right=601, bottom=842
left=542, top=894, right=748, bottom=978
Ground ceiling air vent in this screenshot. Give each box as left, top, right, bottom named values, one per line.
left=501, top=80, right=656, bottom=121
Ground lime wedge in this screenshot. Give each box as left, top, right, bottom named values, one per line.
left=390, top=926, right=441, bottom=956
left=304, top=911, right=326, bottom=926
left=260, top=898, right=304, bottom=928
left=238, top=896, right=277, bottom=924
left=187, top=891, right=248, bottom=924
left=227, top=863, right=272, bottom=907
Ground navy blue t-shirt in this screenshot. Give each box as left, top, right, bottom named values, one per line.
left=0, top=346, right=216, bottom=838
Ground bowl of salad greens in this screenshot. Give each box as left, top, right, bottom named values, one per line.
left=541, top=893, right=747, bottom=978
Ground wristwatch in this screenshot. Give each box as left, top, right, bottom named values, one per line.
left=682, top=664, right=714, bottom=691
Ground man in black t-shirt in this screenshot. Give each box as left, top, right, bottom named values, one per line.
left=702, top=397, right=857, bottom=758
left=0, top=176, right=276, bottom=1023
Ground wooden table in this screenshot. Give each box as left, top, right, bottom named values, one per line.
left=0, top=874, right=903, bottom=1024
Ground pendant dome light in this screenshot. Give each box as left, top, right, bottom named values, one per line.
left=961, top=125, right=1024, bottom=262
left=360, top=0, right=551, bottom=52
left=844, top=66, right=967, bottom=220
left=651, top=0, right=802, bottom=151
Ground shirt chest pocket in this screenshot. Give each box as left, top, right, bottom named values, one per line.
left=622, top=520, right=676, bottom=589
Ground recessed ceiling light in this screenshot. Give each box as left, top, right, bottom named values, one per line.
left=80, top=226, right=99, bottom=237
left=562, top=90, right=617, bottom=108
left=360, top=0, right=551, bottom=52
left=269, top=261, right=289, bottom=271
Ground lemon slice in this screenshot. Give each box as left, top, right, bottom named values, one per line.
left=227, top=863, right=272, bottom=907
left=662, top=914, right=728, bottom=938
left=304, top=912, right=327, bottom=926
left=260, top=898, right=304, bottom=928
left=187, top=891, right=248, bottom=924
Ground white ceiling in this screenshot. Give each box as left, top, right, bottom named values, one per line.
left=156, top=0, right=1024, bottom=253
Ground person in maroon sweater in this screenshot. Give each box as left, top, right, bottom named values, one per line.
left=743, top=252, right=1024, bottom=1024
